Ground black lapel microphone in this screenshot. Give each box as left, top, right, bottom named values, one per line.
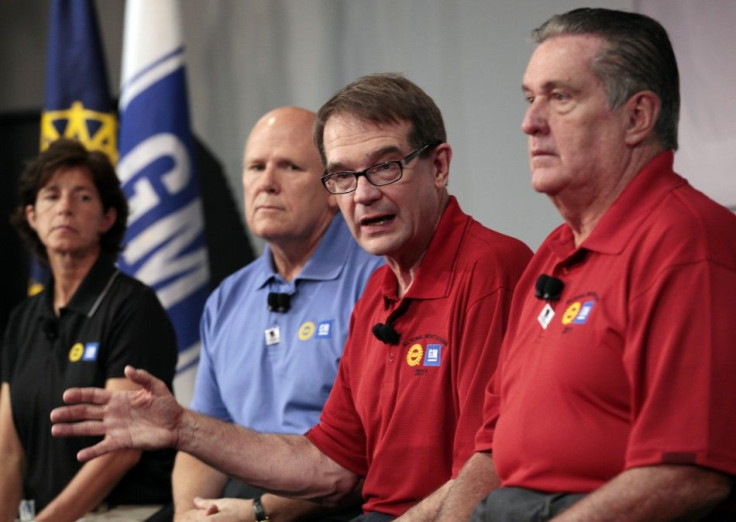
left=372, top=323, right=401, bottom=345
left=42, top=318, right=58, bottom=341
left=372, top=299, right=412, bottom=345
left=535, top=274, right=564, bottom=301
left=267, top=292, right=291, bottom=313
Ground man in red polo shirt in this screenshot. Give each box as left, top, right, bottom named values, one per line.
left=439, top=8, right=736, bottom=522
left=51, top=73, right=532, bottom=521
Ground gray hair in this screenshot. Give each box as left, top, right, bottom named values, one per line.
left=533, top=8, right=679, bottom=150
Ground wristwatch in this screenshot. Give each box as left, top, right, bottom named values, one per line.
left=253, top=495, right=270, bottom=521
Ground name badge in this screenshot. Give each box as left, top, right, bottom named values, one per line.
left=265, top=326, right=281, bottom=346
left=538, top=303, right=555, bottom=329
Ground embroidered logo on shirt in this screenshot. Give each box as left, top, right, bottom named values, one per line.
left=68, top=342, right=100, bottom=362
left=316, top=320, right=333, bottom=338
left=298, top=321, right=315, bottom=341
left=82, top=342, right=100, bottom=361
left=560, top=293, right=599, bottom=332
left=403, top=336, right=446, bottom=370
left=69, top=343, right=84, bottom=362
left=562, top=300, right=596, bottom=325
left=406, top=344, right=424, bottom=366
left=423, top=344, right=442, bottom=366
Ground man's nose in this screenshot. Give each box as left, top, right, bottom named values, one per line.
left=352, top=175, right=381, bottom=204
left=521, top=100, right=548, bottom=136
left=259, top=165, right=280, bottom=192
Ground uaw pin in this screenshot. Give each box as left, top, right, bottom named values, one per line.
left=265, top=326, right=281, bottom=346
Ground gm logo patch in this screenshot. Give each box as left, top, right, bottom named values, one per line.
left=316, top=320, right=333, bottom=338
left=423, top=344, right=442, bottom=366
left=562, top=300, right=595, bottom=325
left=405, top=342, right=443, bottom=367
left=82, top=342, right=100, bottom=361
left=561, top=293, right=599, bottom=329
left=69, top=342, right=100, bottom=362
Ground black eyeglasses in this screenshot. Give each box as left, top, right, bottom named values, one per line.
left=321, top=142, right=440, bottom=195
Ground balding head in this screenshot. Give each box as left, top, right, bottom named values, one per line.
left=247, top=106, right=318, bottom=157
left=242, top=106, right=337, bottom=252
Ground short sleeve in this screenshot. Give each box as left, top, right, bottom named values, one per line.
left=103, top=284, right=177, bottom=386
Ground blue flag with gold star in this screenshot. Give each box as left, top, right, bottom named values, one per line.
left=41, top=0, right=117, bottom=160
left=33, top=0, right=116, bottom=295
left=117, top=0, right=210, bottom=405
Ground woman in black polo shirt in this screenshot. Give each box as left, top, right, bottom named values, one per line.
left=0, top=139, right=177, bottom=521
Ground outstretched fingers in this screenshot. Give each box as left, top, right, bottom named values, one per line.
left=50, top=366, right=182, bottom=457
left=60, top=386, right=113, bottom=406
left=124, top=366, right=172, bottom=402
left=124, top=365, right=155, bottom=387
left=50, top=403, right=107, bottom=429
left=50, top=386, right=110, bottom=429
left=76, top=439, right=120, bottom=462
left=50, top=404, right=122, bottom=462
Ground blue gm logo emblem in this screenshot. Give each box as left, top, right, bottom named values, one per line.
left=562, top=300, right=596, bottom=325
left=423, top=344, right=442, bottom=367
left=316, top=320, right=333, bottom=338
left=82, top=342, right=100, bottom=361
left=573, top=301, right=595, bottom=324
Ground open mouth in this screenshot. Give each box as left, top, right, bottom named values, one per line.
left=360, top=214, right=395, bottom=227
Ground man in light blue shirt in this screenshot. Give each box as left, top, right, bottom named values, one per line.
left=172, top=106, right=383, bottom=521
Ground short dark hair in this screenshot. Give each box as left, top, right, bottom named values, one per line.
left=314, top=73, right=446, bottom=164
left=11, top=138, right=129, bottom=263
left=533, top=8, right=680, bottom=150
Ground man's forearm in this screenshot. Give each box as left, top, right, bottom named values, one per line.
left=395, top=479, right=454, bottom=521
left=50, top=369, right=359, bottom=505
left=437, top=452, right=501, bottom=522
left=176, top=411, right=359, bottom=504
left=552, top=464, right=733, bottom=522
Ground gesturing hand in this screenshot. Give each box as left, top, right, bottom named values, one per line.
left=51, top=365, right=184, bottom=461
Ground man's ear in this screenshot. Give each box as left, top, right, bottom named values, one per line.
left=326, top=193, right=339, bottom=212
left=433, top=143, right=452, bottom=189
left=624, top=90, right=660, bottom=147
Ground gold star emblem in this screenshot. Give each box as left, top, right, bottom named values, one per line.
left=40, top=100, right=118, bottom=163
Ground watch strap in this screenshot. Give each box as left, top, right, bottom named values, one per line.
left=253, top=495, right=270, bottom=521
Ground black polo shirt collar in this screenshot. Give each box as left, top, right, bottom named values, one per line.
left=45, top=254, right=121, bottom=318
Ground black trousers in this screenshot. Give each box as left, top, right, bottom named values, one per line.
left=471, top=487, right=585, bottom=522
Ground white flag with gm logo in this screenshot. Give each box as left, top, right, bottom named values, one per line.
left=117, top=0, right=209, bottom=406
